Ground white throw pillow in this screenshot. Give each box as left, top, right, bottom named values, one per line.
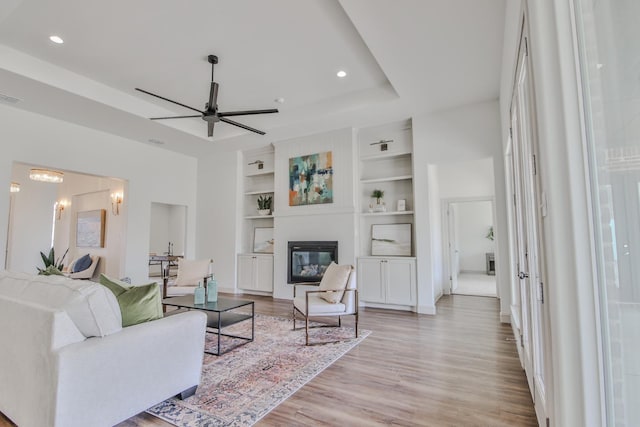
left=318, top=262, right=352, bottom=303
left=175, top=259, right=211, bottom=287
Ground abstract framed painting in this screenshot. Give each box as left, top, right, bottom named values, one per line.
left=289, top=151, right=333, bottom=206
left=371, top=223, right=412, bottom=256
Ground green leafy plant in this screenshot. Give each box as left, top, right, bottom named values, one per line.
left=371, top=189, right=384, bottom=203
left=257, top=194, right=272, bottom=211
left=37, top=247, right=68, bottom=275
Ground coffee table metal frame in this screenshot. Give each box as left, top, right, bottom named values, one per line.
left=162, top=295, right=255, bottom=356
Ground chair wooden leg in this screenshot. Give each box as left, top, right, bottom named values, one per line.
left=338, top=316, right=342, bottom=327
left=292, top=306, right=296, bottom=330
left=305, top=316, right=309, bottom=346
left=355, top=311, right=359, bottom=338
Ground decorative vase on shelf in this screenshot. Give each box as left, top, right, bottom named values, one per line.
left=370, top=189, right=385, bottom=212
left=258, top=209, right=271, bottom=216
left=373, top=201, right=386, bottom=213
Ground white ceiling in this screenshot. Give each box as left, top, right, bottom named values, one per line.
left=0, top=0, right=506, bottom=156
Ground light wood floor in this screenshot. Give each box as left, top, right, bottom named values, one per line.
left=0, top=294, right=537, bottom=427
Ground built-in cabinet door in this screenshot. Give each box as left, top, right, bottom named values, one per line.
left=237, top=254, right=273, bottom=292
left=358, top=258, right=385, bottom=303
left=385, top=259, right=416, bottom=305
left=254, top=254, right=274, bottom=292
left=237, top=254, right=255, bottom=290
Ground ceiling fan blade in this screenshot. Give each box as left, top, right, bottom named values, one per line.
left=135, top=88, right=204, bottom=114
left=220, top=118, right=266, bottom=135
left=218, top=108, right=278, bottom=117
left=149, top=114, right=202, bottom=120
left=208, top=82, right=219, bottom=111
left=208, top=121, right=215, bottom=137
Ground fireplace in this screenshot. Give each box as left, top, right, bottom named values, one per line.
left=287, top=241, right=338, bottom=283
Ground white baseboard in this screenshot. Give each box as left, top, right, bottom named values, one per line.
left=500, top=312, right=511, bottom=324
left=417, top=305, right=436, bottom=315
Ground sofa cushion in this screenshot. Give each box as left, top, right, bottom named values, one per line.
left=0, top=271, right=122, bottom=338
left=318, top=262, right=352, bottom=303
left=99, top=274, right=163, bottom=327
left=72, top=254, right=92, bottom=272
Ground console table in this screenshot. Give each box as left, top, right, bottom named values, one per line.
left=149, top=254, right=182, bottom=280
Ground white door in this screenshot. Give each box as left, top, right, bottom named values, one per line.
left=510, top=24, right=551, bottom=425
left=447, top=204, right=459, bottom=293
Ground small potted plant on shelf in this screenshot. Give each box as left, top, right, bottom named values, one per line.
left=257, top=194, right=272, bottom=216
left=370, top=189, right=386, bottom=212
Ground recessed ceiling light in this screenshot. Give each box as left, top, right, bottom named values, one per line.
left=274, top=97, right=285, bottom=104
left=49, top=35, right=64, bottom=44
left=336, top=70, right=347, bottom=78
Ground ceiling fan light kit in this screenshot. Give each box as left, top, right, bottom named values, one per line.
left=136, top=54, right=278, bottom=137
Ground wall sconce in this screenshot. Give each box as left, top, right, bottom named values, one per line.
left=111, top=192, right=123, bottom=215
left=248, top=160, right=264, bottom=170
left=9, top=182, right=20, bottom=193
left=55, top=200, right=68, bottom=220
left=370, top=139, right=393, bottom=152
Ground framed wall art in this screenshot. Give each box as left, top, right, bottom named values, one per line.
left=289, top=151, right=333, bottom=206
left=253, top=227, right=274, bottom=253
left=371, top=223, right=412, bottom=256
left=76, top=209, right=106, bottom=248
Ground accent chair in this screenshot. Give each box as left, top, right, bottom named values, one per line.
left=292, top=262, right=358, bottom=345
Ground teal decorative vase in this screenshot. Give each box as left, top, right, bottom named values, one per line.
left=207, top=275, right=218, bottom=303
left=194, top=282, right=205, bottom=304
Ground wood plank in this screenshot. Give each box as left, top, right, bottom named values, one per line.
left=0, top=294, right=536, bottom=426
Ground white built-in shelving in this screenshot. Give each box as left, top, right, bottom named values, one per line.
left=357, top=120, right=417, bottom=311
left=239, top=146, right=275, bottom=294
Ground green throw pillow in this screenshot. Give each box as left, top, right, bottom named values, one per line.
left=99, top=274, right=163, bottom=327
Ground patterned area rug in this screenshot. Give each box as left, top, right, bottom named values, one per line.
left=147, top=314, right=369, bottom=426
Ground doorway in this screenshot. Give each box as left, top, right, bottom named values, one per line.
left=444, top=198, right=497, bottom=297
left=148, top=202, right=187, bottom=280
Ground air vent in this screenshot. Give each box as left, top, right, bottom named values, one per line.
left=148, top=138, right=165, bottom=145
left=0, top=93, right=21, bottom=105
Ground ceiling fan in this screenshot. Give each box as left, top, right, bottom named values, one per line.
left=135, top=55, right=278, bottom=137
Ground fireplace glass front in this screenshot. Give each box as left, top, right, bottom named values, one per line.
left=287, top=241, right=338, bottom=283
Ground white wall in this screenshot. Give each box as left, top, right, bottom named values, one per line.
left=454, top=201, right=495, bottom=272
left=412, top=100, right=507, bottom=316
left=196, top=149, right=240, bottom=291
left=438, top=158, right=495, bottom=199
left=5, top=164, right=58, bottom=274
left=0, top=106, right=198, bottom=283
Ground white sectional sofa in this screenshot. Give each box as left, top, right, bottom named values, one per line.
left=0, top=270, right=207, bottom=427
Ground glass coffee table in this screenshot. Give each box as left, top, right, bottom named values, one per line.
left=162, top=295, right=254, bottom=356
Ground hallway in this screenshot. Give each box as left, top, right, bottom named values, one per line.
left=454, top=272, right=498, bottom=297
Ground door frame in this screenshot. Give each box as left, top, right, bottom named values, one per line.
left=441, top=196, right=497, bottom=296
